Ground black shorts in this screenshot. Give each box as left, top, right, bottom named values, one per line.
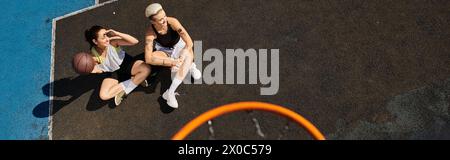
left=108, top=53, right=141, bottom=82
left=107, top=53, right=163, bottom=82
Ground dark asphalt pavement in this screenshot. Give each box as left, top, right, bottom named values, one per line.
left=46, top=0, right=450, bottom=139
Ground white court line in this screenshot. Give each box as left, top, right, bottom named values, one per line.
left=49, top=0, right=118, bottom=140
left=53, top=0, right=117, bottom=21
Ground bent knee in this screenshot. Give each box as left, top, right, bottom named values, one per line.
left=181, top=50, right=193, bottom=60
left=99, top=92, right=111, bottom=101
left=181, top=48, right=193, bottom=55
left=140, top=64, right=151, bottom=75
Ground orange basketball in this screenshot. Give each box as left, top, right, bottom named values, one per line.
left=72, top=52, right=95, bottom=75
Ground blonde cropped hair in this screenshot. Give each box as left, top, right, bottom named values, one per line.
left=145, top=3, right=163, bottom=19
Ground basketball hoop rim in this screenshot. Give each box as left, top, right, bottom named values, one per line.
left=172, top=101, right=326, bottom=140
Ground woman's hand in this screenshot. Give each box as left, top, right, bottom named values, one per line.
left=108, top=36, right=122, bottom=41
left=91, top=65, right=104, bottom=74
left=106, top=29, right=118, bottom=37
left=171, top=58, right=183, bottom=72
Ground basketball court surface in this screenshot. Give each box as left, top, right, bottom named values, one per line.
left=2, top=0, right=450, bottom=140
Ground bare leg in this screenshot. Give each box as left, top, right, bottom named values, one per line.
left=131, top=60, right=151, bottom=85
left=160, top=49, right=194, bottom=108
left=175, top=49, right=194, bottom=80
left=99, top=78, right=124, bottom=100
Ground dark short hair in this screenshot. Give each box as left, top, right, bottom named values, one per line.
left=84, top=25, right=106, bottom=47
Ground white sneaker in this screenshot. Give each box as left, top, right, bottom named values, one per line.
left=190, top=63, right=202, bottom=80
left=140, top=79, right=149, bottom=87
left=114, top=91, right=126, bottom=106
left=162, top=90, right=178, bottom=108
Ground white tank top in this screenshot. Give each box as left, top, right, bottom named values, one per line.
left=91, top=45, right=125, bottom=72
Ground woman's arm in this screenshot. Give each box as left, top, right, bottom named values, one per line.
left=108, top=29, right=139, bottom=47
left=90, top=57, right=103, bottom=74
left=144, top=28, right=179, bottom=67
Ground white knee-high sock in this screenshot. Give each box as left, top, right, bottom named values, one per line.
left=120, top=79, right=138, bottom=95
left=168, top=78, right=182, bottom=94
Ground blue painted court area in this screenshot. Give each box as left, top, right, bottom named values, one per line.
left=0, top=0, right=95, bottom=139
